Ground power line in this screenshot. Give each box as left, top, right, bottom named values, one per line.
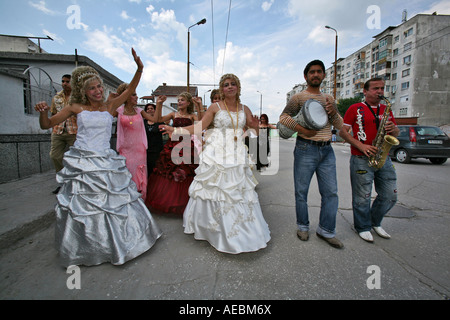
left=222, top=0, right=232, bottom=75
left=211, top=0, right=216, bottom=87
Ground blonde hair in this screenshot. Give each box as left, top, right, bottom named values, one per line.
left=116, top=82, right=128, bottom=95
left=219, top=73, right=241, bottom=103
left=69, top=66, right=105, bottom=105
left=178, top=92, right=195, bottom=114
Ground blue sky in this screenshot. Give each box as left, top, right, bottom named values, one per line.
left=1, top=0, right=449, bottom=122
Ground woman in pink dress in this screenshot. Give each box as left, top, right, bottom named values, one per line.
left=114, top=84, right=165, bottom=201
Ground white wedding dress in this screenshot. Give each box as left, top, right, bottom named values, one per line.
left=183, top=103, right=271, bottom=254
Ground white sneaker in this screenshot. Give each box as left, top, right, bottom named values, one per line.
left=359, top=231, right=374, bottom=243
left=373, top=226, right=391, bottom=239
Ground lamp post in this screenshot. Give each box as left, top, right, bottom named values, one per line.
left=325, top=25, right=338, bottom=100
left=187, top=18, right=207, bottom=93
left=204, top=89, right=212, bottom=109
left=257, top=91, right=262, bottom=117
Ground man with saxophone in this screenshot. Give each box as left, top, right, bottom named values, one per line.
left=339, top=78, right=400, bottom=243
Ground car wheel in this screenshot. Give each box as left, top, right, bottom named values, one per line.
left=429, top=158, right=447, bottom=165
left=395, top=149, right=411, bottom=164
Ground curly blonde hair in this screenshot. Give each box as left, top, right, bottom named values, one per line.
left=116, top=82, right=129, bottom=95
left=178, top=92, right=195, bottom=114
left=219, top=73, right=241, bottom=103
left=69, top=66, right=105, bottom=105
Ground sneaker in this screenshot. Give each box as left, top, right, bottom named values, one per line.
left=316, top=233, right=344, bottom=249
left=297, top=230, right=309, bottom=241
left=373, top=227, right=391, bottom=239
left=359, top=231, right=374, bottom=243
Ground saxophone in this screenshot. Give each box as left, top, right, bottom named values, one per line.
left=368, top=95, right=400, bottom=169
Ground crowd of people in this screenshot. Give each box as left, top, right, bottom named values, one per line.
left=35, top=48, right=399, bottom=267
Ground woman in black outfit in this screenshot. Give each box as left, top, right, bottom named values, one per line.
left=144, top=100, right=166, bottom=177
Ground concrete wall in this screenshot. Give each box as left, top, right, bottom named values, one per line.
left=0, top=134, right=53, bottom=183
left=0, top=73, right=48, bottom=135
left=412, top=15, right=450, bottom=126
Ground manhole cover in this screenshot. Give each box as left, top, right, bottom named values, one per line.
left=386, top=205, right=415, bottom=218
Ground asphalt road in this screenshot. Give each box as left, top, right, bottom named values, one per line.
left=0, top=139, right=449, bottom=303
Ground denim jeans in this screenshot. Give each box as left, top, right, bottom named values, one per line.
left=350, top=155, right=397, bottom=232
left=294, top=139, right=338, bottom=238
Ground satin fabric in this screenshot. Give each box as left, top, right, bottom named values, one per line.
left=116, top=106, right=148, bottom=201
left=183, top=107, right=271, bottom=254
left=55, top=111, right=162, bottom=267
left=146, top=117, right=199, bottom=215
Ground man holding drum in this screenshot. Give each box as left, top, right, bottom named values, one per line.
left=279, top=60, right=344, bottom=249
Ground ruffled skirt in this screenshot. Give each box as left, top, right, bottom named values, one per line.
left=55, top=147, right=162, bottom=267
left=183, top=130, right=271, bottom=254
left=146, top=136, right=199, bottom=215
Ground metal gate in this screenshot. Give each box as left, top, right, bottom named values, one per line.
left=22, top=67, right=57, bottom=115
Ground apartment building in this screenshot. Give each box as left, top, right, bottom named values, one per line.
left=321, top=13, right=449, bottom=126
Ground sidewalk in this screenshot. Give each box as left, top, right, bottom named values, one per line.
left=0, top=171, right=57, bottom=250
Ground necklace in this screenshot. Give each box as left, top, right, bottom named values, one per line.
left=124, top=106, right=136, bottom=124
left=223, top=101, right=239, bottom=142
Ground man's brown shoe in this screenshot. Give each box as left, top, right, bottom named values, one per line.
left=297, top=230, right=309, bottom=241
left=316, top=233, right=344, bottom=249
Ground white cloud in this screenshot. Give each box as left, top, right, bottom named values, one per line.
left=425, top=0, right=450, bottom=14
left=28, top=0, right=57, bottom=15
left=43, top=29, right=64, bottom=44
left=147, top=7, right=186, bottom=49
left=121, top=11, right=131, bottom=20
left=82, top=27, right=134, bottom=72
left=306, top=25, right=332, bottom=45
left=262, top=0, right=275, bottom=12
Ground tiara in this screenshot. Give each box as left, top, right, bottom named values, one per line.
left=77, top=71, right=98, bottom=82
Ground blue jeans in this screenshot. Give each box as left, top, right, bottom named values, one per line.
left=350, top=155, right=397, bottom=232
left=294, top=139, right=338, bottom=238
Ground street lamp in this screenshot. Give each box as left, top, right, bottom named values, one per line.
left=325, top=25, right=338, bottom=100
left=187, top=18, right=207, bottom=92
left=204, top=89, right=212, bottom=109
left=257, top=91, right=263, bottom=117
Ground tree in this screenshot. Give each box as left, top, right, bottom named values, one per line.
left=337, top=97, right=362, bottom=116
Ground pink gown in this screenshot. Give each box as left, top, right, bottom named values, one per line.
left=116, top=106, right=148, bottom=201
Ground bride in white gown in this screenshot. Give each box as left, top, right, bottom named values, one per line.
left=160, top=74, right=270, bottom=254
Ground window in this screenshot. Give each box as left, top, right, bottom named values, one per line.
left=393, top=48, right=399, bottom=56
left=402, top=69, right=410, bottom=77
left=400, top=95, right=409, bottom=102
left=379, top=49, right=389, bottom=60
left=403, top=55, right=412, bottom=65
left=416, top=127, right=445, bottom=136
left=392, top=73, right=397, bottom=80
left=404, top=42, right=412, bottom=52
left=404, top=28, right=414, bottom=38
left=394, top=35, right=400, bottom=43
left=399, top=108, right=408, bottom=116
left=393, top=60, right=398, bottom=68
